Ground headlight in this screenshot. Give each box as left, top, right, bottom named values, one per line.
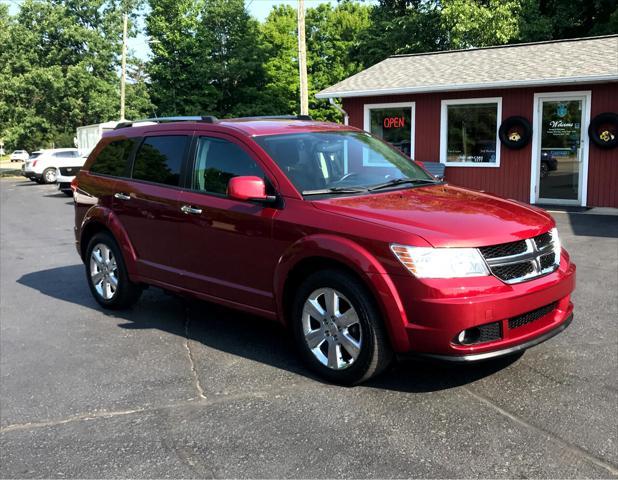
left=391, top=244, right=489, bottom=278
left=550, top=227, right=561, bottom=262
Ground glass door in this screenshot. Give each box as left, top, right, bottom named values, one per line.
left=537, top=98, right=584, bottom=203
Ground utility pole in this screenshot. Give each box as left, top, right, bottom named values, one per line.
left=297, top=0, right=308, bottom=116
left=120, top=12, right=128, bottom=121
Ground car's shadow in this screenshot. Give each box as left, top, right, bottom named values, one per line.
left=18, top=265, right=520, bottom=393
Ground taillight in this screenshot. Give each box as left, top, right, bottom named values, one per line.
left=32, top=160, right=38, bottom=167
left=70, top=176, right=79, bottom=192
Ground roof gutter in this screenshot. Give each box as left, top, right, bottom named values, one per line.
left=328, top=97, right=349, bottom=125
left=315, top=74, right=618, bottom=99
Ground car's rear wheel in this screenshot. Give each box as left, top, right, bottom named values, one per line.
left=85, top=232, right=141, bottom=309
left=291, top=269, right=392, bottom=385
left=41, top=168, right=57, bottom=184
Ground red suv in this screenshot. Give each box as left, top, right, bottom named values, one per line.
left=73, top=116, right=575, bottom=385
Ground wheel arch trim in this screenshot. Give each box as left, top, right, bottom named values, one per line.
left=274, top=234, right=411, bottom=352
left=80, top=207, right=138, bottom=276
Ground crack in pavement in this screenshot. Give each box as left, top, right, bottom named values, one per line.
left=0, top=402, right=188, bottom=434
left=464, top=387, right=618, bottom=477
left=0, top=385, right=303, bottom=435
left=184, top=306, right=207, bottom=400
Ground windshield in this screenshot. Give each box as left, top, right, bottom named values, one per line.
left=29, top=152, right=42, bottom=159
left=255, top=131, right=435, bottom=195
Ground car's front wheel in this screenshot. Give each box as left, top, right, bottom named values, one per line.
left=85, top=232, right=142, bottom=309
left=291, top=269, right=393, bottom=385
left=41, top=167, right=57, bottom=184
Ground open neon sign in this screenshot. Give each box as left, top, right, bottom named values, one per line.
left=383, top=117, right=405, bottom=128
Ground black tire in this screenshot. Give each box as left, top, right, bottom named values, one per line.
left=62, top=190, right=73, bottom=197
left=499, top=116, right=532, bottom=149
left=588, top=112, right=618, bottom=149
left=85, top=232, right=142, bottom=309
left=41, top=167, right=57, bottom=184
left=291, top=269, right=393, bottom=385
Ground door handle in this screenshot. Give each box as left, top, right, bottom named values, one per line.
left=114, top=192, right=131, bottom=200
left=180, top=205, right=203, bottom=215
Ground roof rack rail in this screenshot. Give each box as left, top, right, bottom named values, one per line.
left=114, top=115, right=218, bottom=130
left=235, top=115, right=313, bottom=121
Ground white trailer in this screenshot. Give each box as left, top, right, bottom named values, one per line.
left=75, top=121, right=118, bottom=156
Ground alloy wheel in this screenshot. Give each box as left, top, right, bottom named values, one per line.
left=89, top=243, right=119, bottom=300
left=45, top=169, right=57, bottom=183
left=302, top=287, right=363, bottom=370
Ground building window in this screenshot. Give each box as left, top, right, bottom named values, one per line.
left=440, top=98, right=502, bottom=167
left=363, top=102, right=415, bottom=165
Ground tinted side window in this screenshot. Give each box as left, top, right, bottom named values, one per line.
left=132, top=136, right=188, bottom=187
left=54, top=151, right=78, bottom=158
left=90, top=139, right=136, bottom=177
left=193, top=137, right=263, bottom=194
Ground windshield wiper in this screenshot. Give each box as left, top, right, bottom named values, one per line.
left=302, top=186, right=368, bottom=196
left=368, top=178, right=440, bottom=192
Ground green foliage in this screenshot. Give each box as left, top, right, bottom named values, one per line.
left=0, top=0, right=152, bottom=151
left=518, top=0, right=618, bottom=41
left=146, top=0, right=266, bottom=117
left=306, top=1, right=371, bottom=120
left=1, top=0, right=615, bottom=152
left=259, top=5, right=300, bottom=115
left=356, top=0, right=617, bottom=66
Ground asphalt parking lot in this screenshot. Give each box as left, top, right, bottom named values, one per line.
left=1, top=178, right=617, bottom=479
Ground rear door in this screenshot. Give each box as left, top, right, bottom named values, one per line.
left=176, top=133, right=279, bottom=312
left=113, top=133, right=191, bottom=284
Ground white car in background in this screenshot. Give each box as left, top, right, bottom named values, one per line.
left=10, top=150, right=29, bottom=162
left=56, top=154, right=88, bottom=196
left=22, top=148, right=80, bottom=184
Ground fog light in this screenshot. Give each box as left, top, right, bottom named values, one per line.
left=457, top=327, right=481, bottom=345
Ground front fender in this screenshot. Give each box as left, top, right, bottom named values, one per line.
left=81, top=206, right=138, bottom=276
left=274, top=234, right=411, bottom=352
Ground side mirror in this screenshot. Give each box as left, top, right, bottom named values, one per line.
left=227, top=176, right=277, bottom=204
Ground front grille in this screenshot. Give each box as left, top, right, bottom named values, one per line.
left=534, top=232, right=552, bottom=250
left=539, top=253, right=556, bottom=270
left=479, top=230, right=559, bottom=284
left=479, top=240, right=527, bottom=259
left=509, top=302, right=557, bottom=329
left=492, top=262, right=534, bottom=281
left=59, top=166, right=81, bottom=176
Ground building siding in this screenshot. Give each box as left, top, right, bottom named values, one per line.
left=343, top=83, right=618, bottom=207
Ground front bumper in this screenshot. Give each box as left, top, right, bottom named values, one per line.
left=390, top=251, right=576, bottom=358
left=415, top=314, right=572, bottom=362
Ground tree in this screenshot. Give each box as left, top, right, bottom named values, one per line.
left=518, top=0, right=618, bottom=42
left=356, top=0, right=617, bottom=68
left=259, top=5, right=300, bottom=115
left=198, top=0, right=267, bottom=117
left=146, top=0, right=207, bottom=116
left=257, top=1, right=372, bottom=121
left=0, top=0, right=152, bottom=151
left=306, top=1, right=371, bottom=120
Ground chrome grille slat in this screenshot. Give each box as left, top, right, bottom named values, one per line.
left=479, top=232, right=559, bottom=284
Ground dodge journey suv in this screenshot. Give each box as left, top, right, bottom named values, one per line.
left=73, top=116, right=575, bottom=385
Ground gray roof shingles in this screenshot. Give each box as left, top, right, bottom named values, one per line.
left=316, top=35, right=618, bottom=98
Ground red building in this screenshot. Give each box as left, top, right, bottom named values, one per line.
left=317, top=35, right=618, bottom=208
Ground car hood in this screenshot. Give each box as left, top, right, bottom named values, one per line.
left=312, top=184, right=554, bottom=248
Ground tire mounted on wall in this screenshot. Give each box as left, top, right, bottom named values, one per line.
left=499, top=116, right=532, bottom=150
left=588, top=112, right=618, bottom=149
